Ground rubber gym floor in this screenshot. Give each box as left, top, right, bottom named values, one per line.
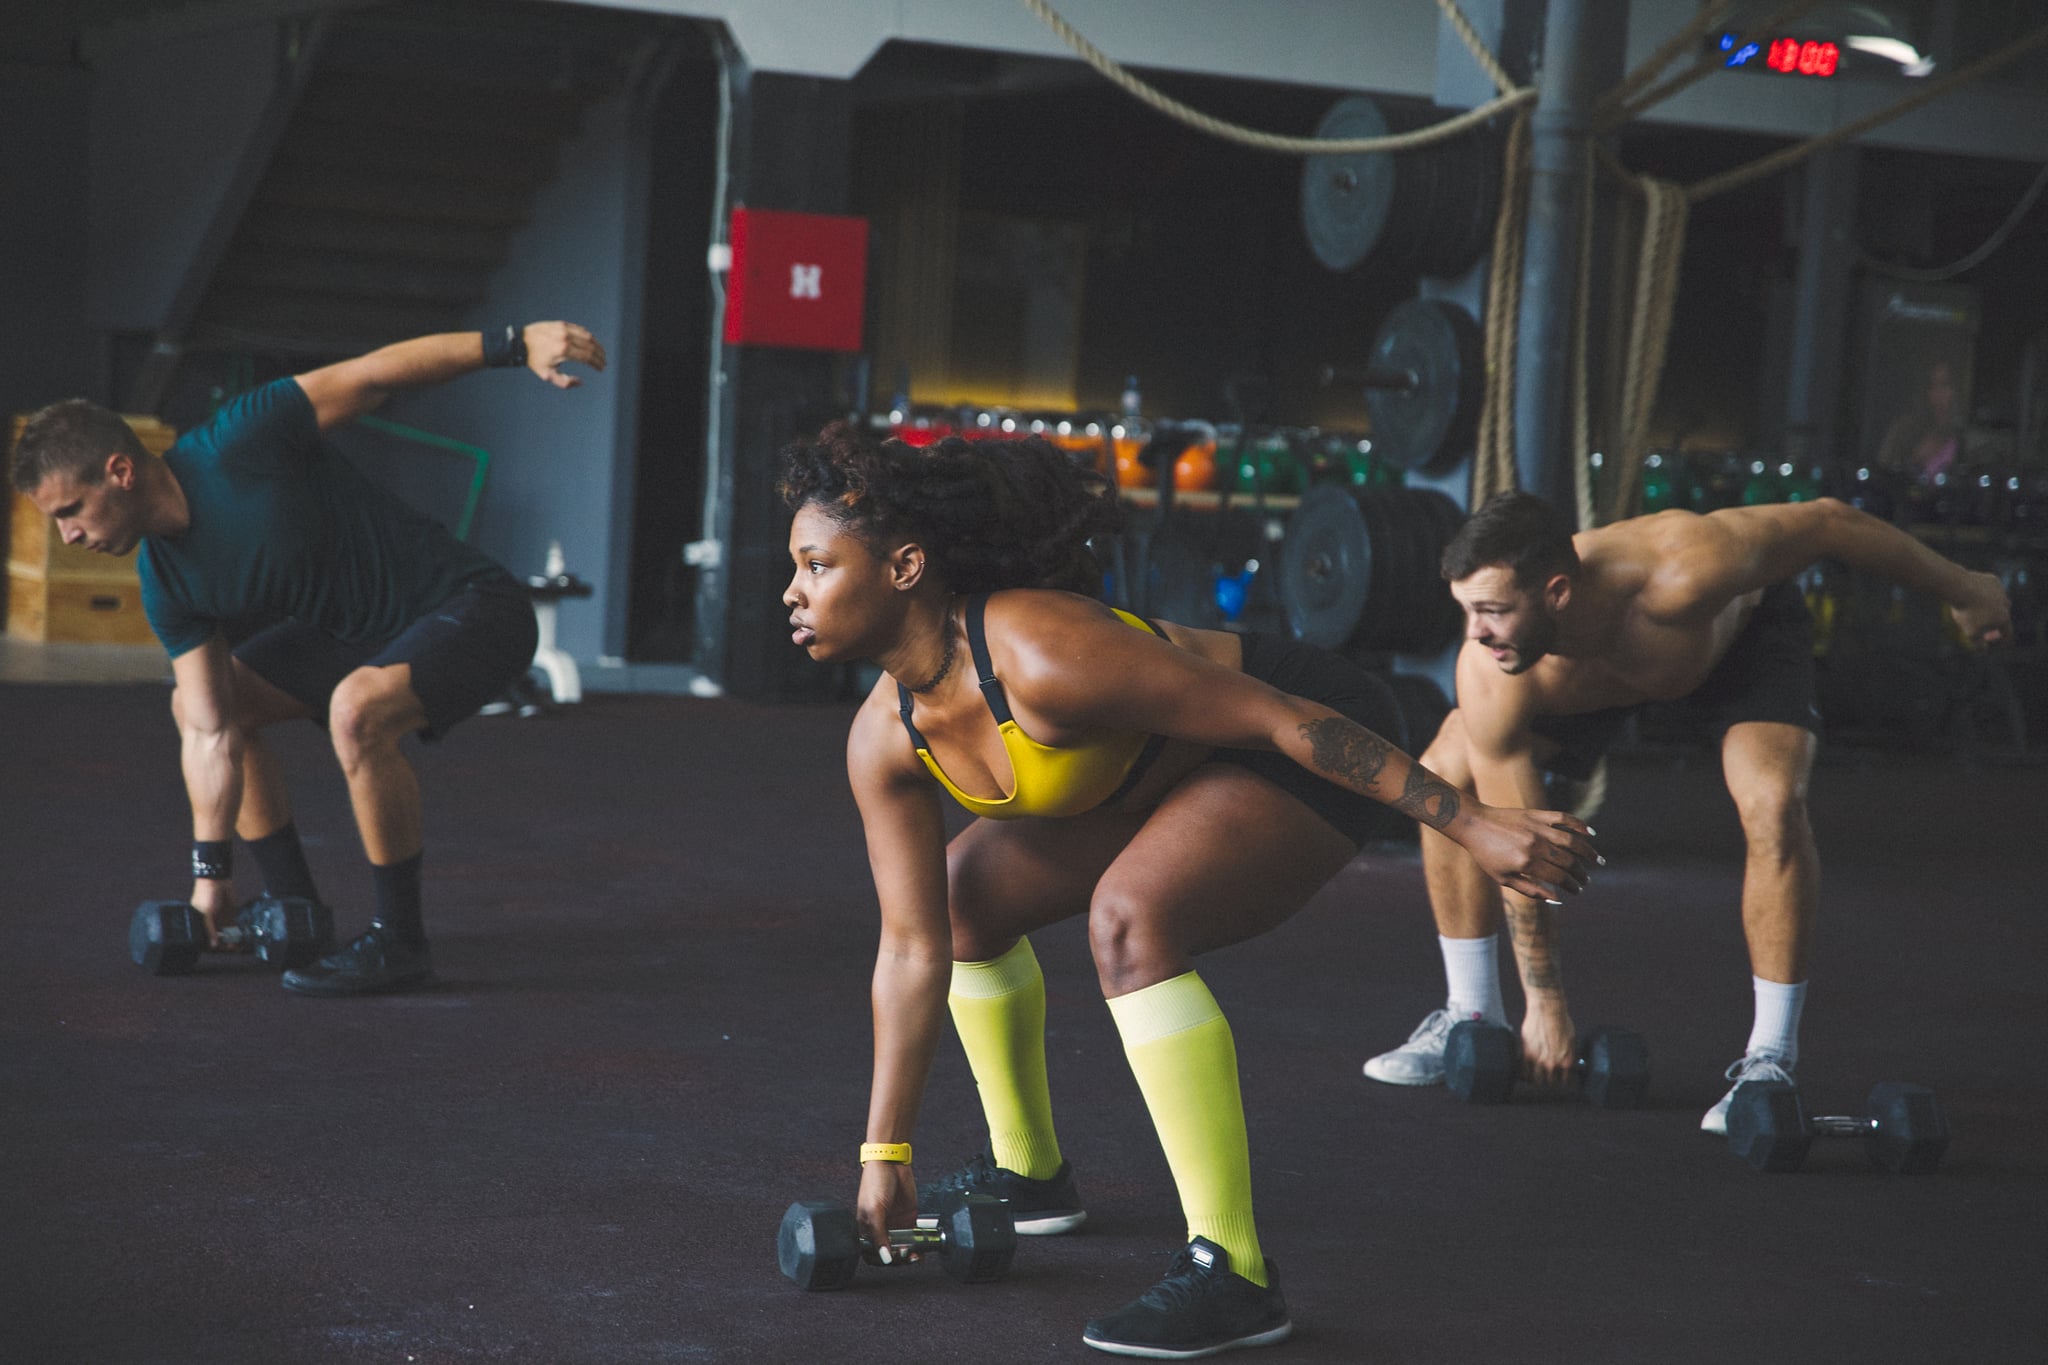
left=4, top=681, right=2043, bottom=1365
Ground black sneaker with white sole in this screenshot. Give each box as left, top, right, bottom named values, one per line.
left=1083, top=1237, right=1292, bottom=1360
left=916, top=1149, right=1087, bottom=1234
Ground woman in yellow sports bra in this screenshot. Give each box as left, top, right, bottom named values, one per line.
left=778, top=421, right=1597, bottom=1359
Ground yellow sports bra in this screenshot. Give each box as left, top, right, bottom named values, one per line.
left=897, top=594, right=1168, bottom=820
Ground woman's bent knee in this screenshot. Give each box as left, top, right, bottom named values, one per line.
left=1087, top=887, right=1179, bottom=991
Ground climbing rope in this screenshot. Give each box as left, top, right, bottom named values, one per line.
left=1474, top=110, right=1531, bottom=508
left=1020, top=0, right=1532, bottom=155
left=1608, top=177, right=1689, bottom=523
left=1434, top=0, right=1517, bottom=97
left=1594, top=0, right=1740, bottom=119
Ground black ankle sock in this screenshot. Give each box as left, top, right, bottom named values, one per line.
left=370, top=853, right=425, bottom=944
left=247, top=822, right=320, bottom=902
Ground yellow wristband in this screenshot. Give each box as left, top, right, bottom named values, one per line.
left=859, top=1142, right=912, bottom=1165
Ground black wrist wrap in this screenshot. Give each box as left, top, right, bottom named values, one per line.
left=192, top=840, right=232, bottom=882
left=482, top=324, right=527, bottom=368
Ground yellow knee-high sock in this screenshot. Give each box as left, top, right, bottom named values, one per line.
left=950, top=938, right=1064, bottom=1179
left=1106, top=971, right=1267, bottom=1287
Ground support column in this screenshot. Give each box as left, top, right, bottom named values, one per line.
left=691, top=66, right=858, bottom=703
left=1513, top=0, right=1628, bottom=508
left=1782, top=146, right=1859, bottom=472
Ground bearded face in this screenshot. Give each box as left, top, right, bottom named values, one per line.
left=1450, top=565, right=1562, bottom=674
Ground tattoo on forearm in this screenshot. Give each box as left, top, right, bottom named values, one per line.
left=1392, top=765, right=1462, bottom=831
left=1299, top=718, right=1460, bottom=830
left=1504, top=902, right=1562, bottom=991
left=1300, top=717, right=1391, bottom=789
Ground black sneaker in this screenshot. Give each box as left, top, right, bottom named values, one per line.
left=917, top=1149, right=1087, bottom=1234
left=1083, top=1238, right=1292, bottom=1359
left=281, top=926, right=432, bottom=997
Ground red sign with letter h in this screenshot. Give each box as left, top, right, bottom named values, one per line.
left=722, top=207, right=869, bottom=352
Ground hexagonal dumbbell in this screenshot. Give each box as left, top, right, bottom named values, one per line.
left=1725, top=1080, right=1950, bottom=1174
left=241, top=897, right=333, bottom=969
left=777, top=1193, right=1018, bottom=1291
left=1444, top=1019, right=1651, bottom=1108
left=128, top=898, right=333, bottom=976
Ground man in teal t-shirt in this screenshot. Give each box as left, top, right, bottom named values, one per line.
left=15, top=320, right=607, bottom=995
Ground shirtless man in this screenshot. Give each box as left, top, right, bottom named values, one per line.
left=1360, top=491, right=2010, bottom=1130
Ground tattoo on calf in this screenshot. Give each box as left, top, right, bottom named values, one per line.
left=1504, top=903, right=1562, bottom=990
left=1300, top=718, right=1461, bottom=830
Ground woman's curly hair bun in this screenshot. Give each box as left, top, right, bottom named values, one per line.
left=778, top=420, right=1123, bottom=595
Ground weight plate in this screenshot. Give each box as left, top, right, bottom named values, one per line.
left=1382, top=138, right=1442, bottom=279
left=1281, top=484, right=1372, bottom=649
left=1412, top=126, right=1500, bottom=279
left=1301, top=96, right=1397, bottom=273
left=1365, top=298, right=1484, bottom=473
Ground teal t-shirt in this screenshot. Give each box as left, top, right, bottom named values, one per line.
left=137, top=379, right=506, bottom=658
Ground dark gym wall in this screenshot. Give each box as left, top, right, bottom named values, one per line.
left=0, top=25, right=278, bottom=430
left=377, top=79, right=643, bottom=665
left=0, top=63, right=96, bottom=430
left=86, top=22, right=281, bottom=341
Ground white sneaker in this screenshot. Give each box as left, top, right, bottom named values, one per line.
left=1363, top=1006, right=1486, bottom=1086
left=1700, top=1052, right=1796, bottom=1134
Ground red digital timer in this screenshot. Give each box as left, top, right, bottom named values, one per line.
left=1717, top=31, right=1841, bottom=78
left=1767, top=37, right=1840, bottom=76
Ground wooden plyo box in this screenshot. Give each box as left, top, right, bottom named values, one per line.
left=6, top=413, right=177, bottom=645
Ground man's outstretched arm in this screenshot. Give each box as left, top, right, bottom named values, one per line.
left=294, top=322, right=608, bottom=431
left=1700, top=499, right=2011, bottom=642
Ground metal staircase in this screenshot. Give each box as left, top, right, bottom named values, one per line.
left=138, top=0, right=659, bottom=399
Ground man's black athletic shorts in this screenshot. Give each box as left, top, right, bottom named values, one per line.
left=1530, top=578, right=1821, bottom=780
left=233, top=574, right=538, bottom=740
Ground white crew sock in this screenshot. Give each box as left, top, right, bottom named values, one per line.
left=1439, top=934, right=1507, bottom=1025
left=1745, top=977, right=1807, bottom=1068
